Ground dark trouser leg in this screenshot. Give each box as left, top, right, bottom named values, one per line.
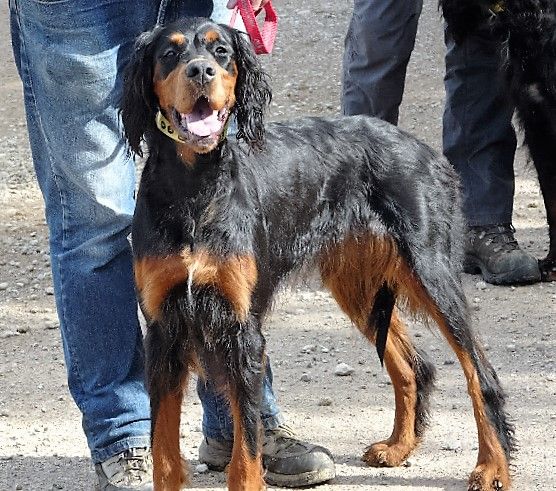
left=443, top=26, right=516, bottom=227
left=342, top=0, right=422, bottom=123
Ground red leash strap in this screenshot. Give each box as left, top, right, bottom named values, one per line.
left=229, top=0, right=278, bottom=54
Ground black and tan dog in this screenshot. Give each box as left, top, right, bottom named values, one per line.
left=121, top=18, right=515, bottom=491
left=440, top=0, right=556, bottom=281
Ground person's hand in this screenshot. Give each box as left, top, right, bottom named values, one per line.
left=226, top=0, right=270, bottom=10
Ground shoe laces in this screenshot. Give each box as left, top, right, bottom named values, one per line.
left=473, top=223, right=519, bottom=253
left=106, top=447, right=152, bottom=485
left=263, top=424, right=301, bottom=453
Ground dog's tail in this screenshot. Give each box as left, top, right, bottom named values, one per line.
left=368, top=283, right=395, bottom=366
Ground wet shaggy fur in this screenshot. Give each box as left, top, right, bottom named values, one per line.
left=440, top=0, right=556, bottom=281
left=121, top=17, right=515, bottom=490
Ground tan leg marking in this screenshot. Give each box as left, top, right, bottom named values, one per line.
left=362, top=314, right=420, bottom=467
left=152, top=389, right=187, bottom=490
left=227, top=397, right=265, bottom=491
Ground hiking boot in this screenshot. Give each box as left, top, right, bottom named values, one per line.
left=198, top=424, right=336, bottom=487
left=464, top=223, right=541, bottom=285
left=95, top=447, right=153, bottom=491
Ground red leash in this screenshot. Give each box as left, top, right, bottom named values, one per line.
left=229, top=0, right=278, bottom=54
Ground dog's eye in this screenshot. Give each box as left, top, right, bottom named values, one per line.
left=215, top=46, right=229, bottom=56
left=163, top=49, right=177, bottom=59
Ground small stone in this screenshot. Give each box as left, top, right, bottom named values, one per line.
left=0, top=282, right=9, bottom=290
left=475, top=281, right=488, bottom=290
left=300, top=373, right=312, bottom=382
left=334, top=363, right=354, bottom=376
left=45, top=287, right=55, bottom=295
left=16, top=326, right=30, bottom=334
left=506, top=344, right=516, bottom=351
left=441, top=441, right=462, bottom=452
left=317, top=397, right=332, bottom=407
left=45, top=321, right=59, bottom=330
left=195, top=464, right=209, bottom=474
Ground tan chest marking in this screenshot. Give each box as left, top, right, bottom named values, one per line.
left=134, top=249, right=257, bottom=322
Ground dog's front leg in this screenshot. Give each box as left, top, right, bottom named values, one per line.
left=224, top=316, right=266, bottom=491
left=522, top=120, right=556, bottom=281
left=146, top=321, right=189, bottom=491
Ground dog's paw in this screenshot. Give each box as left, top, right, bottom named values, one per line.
left=468, top=462, right=510, bottom=490
left=361, top=440, right=414, bottom=467
left=539, top=257, right=556, bottom=282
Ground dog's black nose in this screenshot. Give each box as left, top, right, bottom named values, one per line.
left=186, top=60, right=216, bottom=85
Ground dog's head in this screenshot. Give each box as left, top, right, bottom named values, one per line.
left=121, top=18, right=272, bottom=157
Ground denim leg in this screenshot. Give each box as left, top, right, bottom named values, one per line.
left=9, top=0, right=163, bottom=463
left=197, top=359, right=284, bottom=441
left=211, top=0, right=246, bottom=32
left=443, top=27, right=516, bottom=226
left=342, top=0, right=423, bottom=124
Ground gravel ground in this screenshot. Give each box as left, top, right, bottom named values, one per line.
left=1, top=1, right=555, bottom=490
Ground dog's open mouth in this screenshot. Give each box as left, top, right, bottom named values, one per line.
left=172, top=97, right=229, bottom=143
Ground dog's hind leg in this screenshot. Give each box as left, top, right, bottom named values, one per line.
left=145, top=321, right=189, bottom=491
left=320, top=235, right=435, bottom=467
left=404, top=266, right=515, bottom=491
left=361, top=312, right=436, bottom=467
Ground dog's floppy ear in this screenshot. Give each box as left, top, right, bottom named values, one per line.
left=120, top=27, right=162, bottom=156
left=228, top=28, right=272, bottom=152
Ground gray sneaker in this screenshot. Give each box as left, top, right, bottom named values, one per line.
left=198, top=425, right=336, bottom=488
left=95, top=447, right=153, bottom=491
left=464, top=223, right=541, bottom=284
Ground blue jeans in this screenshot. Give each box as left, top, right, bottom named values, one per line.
left=198, top=360, right=284, bottom=440
left=342, top=0, right=516, bottom=226
left=9, top=0, right=279, bottom=464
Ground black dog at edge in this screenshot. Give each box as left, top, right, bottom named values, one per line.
left=440, top=0, right=556, bottom=281
left=121, top=17, right=515, bottom=491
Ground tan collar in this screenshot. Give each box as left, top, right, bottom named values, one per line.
left=489, top=1, right=505, bottom=15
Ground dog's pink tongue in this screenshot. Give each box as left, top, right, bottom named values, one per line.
left=184, top=105, right=222, bottom=137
